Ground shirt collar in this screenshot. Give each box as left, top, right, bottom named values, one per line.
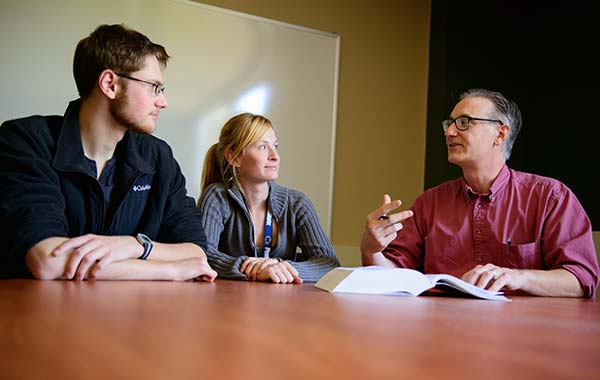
left=462, top=164, right=510, bottom=202
left=52, top=99, right=153, bottom=175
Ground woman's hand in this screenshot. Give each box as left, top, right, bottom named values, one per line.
left=241, top=257, right=302, bottom=284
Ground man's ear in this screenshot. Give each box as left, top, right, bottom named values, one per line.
left=495, top=124, right=510, bottom=146
left=225, top=149, right=240, bottom=167
left=98, top=70, right=119, bottom=99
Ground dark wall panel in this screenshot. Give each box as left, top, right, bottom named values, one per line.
left=426, top=0, right=599, bottom=228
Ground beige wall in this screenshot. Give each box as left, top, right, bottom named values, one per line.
left=196, top=0, right=431, bottom=262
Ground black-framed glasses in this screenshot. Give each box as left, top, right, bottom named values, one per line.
left=115, top=73, right=165, bottom=96
left=442, top=116, right=503, bottom=132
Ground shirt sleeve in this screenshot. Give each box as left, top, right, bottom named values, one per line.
left=291, top=194, right=340, bottom=282
left=0, top=119, right=68, bottom=277
left=541, top=185, right=599, bottom=297
left=197, top=186, right=247, bottom=280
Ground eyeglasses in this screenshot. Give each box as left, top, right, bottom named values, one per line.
left=442, top=116, right=503, bottom=132
left=115, top=73, right=165, bottom=96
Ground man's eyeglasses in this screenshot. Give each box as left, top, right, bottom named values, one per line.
left=116, top=73, right=165, bottom=96
left=442, top=116, right=503, bottom=132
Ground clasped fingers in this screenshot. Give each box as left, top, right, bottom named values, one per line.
left=53, top=234, right=140, bottom=281
left=259, top=261, right=301, bottom=284
left=241, top=257, right=278, bottom=281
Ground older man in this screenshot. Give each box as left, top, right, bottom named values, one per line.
left=361, top=88, right=598, bottom=297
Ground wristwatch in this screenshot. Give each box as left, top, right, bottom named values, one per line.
left=136, top=233, right=153, bottom=260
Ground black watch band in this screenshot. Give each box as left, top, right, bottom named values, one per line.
left=136, top=233, right=153, bottom=260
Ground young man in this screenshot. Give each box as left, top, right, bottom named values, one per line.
left=361, top=88, right=598, bottom=297
left=0, top=24, right=216, bottom=282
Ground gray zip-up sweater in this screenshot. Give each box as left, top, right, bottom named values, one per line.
left=198, top=182, right=340, bottom=282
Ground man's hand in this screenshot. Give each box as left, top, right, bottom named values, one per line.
left=360, top=194, right=414, bottom=260
left=461, top=263, right=525, bottom=292
left=52, top=234, right=143, bottom=280
left=171, top=257, right=217, bottom=282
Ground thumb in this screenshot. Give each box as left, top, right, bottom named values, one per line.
left=382, top=193, right=392, bottom=207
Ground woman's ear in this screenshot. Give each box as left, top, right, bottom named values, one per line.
left=225, top=149, right=240, bottom=167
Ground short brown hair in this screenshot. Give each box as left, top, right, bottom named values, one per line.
left=73, top=24, right=170, bottom=98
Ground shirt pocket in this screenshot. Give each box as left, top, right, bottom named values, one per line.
left=502, top=241, right=541, bottom=269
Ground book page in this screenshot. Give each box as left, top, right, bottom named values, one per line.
left=315, top=267, right=511, bottom=301
left=316, top=267, right=433, bottom=295
left=426, top=274, right=510, bottom=301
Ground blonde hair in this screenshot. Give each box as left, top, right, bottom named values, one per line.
left=201, top=113, right=273, bottom=192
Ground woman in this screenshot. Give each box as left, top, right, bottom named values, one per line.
left=198, top=113, right=339, bottom=283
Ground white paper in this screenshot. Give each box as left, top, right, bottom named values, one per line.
left=315, top=266, right=510, bottom=301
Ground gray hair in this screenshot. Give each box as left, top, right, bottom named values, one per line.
left=459, top=88, right=522, bottom=160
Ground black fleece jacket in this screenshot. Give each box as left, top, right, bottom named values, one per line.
left=0, top=99, right=207, bottom=277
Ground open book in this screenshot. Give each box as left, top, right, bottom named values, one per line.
left=315, top=266, right=510, bottom=301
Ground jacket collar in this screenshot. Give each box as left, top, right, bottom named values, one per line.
left=227, top=181, right=289, bottom=220
left=266, top=182, right=288, bottom=220
left=52, top=99, right=88, bottom=174
left=52, top=99, right=153, bottom=175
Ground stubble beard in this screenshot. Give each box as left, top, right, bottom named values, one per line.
left=110, top=91, right=154, bottom=134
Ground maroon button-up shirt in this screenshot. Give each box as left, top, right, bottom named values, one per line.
left=384, top=165, right=599, bottom=297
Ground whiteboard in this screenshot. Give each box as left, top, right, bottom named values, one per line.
left=0, top=0, right=339, bottom=234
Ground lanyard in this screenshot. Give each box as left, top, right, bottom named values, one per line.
left=262, top=208, right=273, bottom=258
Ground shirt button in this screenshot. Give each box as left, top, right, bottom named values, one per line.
left=477, top=257, right=483, bottom=263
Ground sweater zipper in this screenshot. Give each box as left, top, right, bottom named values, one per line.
left=243, top=206, right=257, bottom=257
left=234, top=188, right=277, bottom=258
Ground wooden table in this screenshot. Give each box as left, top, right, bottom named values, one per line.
left=1, top=279, right=598, bottom=380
